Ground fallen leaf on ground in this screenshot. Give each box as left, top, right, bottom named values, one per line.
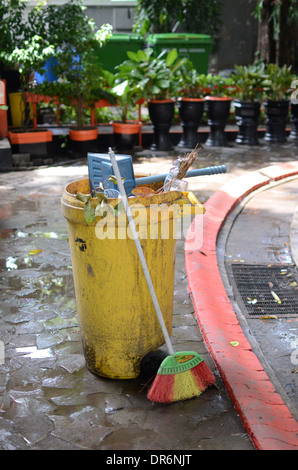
left=260, top=315, right=278, bottom=320
left=29, top=249, right=42, bottom=256
left=271, top=290, right=282, bottom=304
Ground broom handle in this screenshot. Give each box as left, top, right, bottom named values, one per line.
left=108, top=148, right=175, bottom=357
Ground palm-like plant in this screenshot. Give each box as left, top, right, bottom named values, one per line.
left=176, top=60, right=208, bottom=98
left=114, top=48, right=186, bottom=101
left=263, top=63, right=295, bottom=101
left=233, top=63, right=267, bottom=102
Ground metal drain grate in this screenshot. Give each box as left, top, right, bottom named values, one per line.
left=231, top=264, right=298, bottom=317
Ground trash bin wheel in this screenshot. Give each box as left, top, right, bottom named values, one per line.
left=140, top=349, right=168, bottom=376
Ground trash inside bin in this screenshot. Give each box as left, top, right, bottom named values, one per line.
left=146, top=33, right=212, bottom=74
left=61, top=178, right=204, bottom=379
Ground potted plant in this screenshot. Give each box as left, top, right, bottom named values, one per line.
left=204, top=74, right=236, bottom=146
left=0, top=0, right=55, bottom=161
left=233, top=62, right=266, bottom=145
left=262, top=63, right=294, bottom=143
left=107, top=65, right=143, bottom=150
left=35, top=0, right=113, bottom=154
left=176, top=61, right=207, bottom=148
left=116, top=48, right=185, bottom=151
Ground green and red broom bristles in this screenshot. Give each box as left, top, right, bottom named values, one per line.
left=147, top=351, right=215, bottom=403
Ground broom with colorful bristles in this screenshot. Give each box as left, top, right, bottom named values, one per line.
left=108, top=148, right=215, bottom=404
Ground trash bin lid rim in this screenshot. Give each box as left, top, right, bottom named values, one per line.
left=146, top=33, right=212, bottom=41
left=107, top=33, right=144, bottom=41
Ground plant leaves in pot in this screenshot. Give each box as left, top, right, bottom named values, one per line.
left=262, top=63, right=294, bottom=143
left=176, top=60, right=206, bottom=148
left=109, top=65, right=143, bottom=150
left=115, top=48, right=186, bottom=151
left=232, top=62, right=266, bottom=145
left=204, top=74, right=235, bottom=147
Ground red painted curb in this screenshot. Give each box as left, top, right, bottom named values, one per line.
left=185, top=162, right=298, bottom=450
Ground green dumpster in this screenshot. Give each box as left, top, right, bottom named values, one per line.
left=95, top=33, right=144, bottom=72
left=146, top=33, right=212, bottom=74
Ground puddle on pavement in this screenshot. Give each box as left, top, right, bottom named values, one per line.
left=0, top=266, right=75, bottom=328
left=1, top=255, right=41, bottom=271
left=15, top=231, right=68, bottom=240
left=1, top=272, right=74, bottom=301
left=15, top=346, right=54, bottom=359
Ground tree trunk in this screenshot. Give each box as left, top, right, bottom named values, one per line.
left=257, top=0, right=296, bottom=68
left=257, top=0, right=275, bottom=63
left=277, top=0, right=296, bottom=68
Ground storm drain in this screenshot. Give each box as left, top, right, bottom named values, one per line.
left=231, top=264, right=298, bottom=318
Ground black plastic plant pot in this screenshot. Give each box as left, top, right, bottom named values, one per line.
left=10, top=141, right=53, bottom=160
left=112, top=121, right=141, bottom=150
left=148, top=100, right=175, bottom=151
left=289, top=102, right=298, bottom=141
left=264, top=99, right=289, bottom=143
left=204, top=97, right=231, bottom=147
left=114, top=132, right=139, bottom=151
left=69, top=128, right=99, bottom=156
left=234, top=99, right=261, bottom=146
left=177, top=98, right=204, bottom=148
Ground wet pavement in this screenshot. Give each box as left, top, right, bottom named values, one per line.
left=0, top=137, right=297, bottom=451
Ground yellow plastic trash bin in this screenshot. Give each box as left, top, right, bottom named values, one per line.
left=61, top=178, right=204, bottom=379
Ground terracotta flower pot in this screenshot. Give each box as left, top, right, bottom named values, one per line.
left=8, top=129, right=52, bottom=145
left=69, top=127, right=98, bottom=142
